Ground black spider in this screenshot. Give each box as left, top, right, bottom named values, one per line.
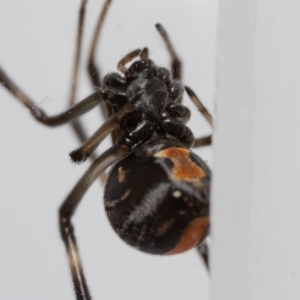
left=0, top=1, right=213, bottom=299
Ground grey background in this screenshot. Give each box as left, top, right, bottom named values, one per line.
left=0, top=0, right=218, bottom=299
left=211, top=2, right=300, bottom=299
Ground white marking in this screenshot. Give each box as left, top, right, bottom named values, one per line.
left=172, top=190, right=182, bottom=198
left=118, top=183, right=170, bottom=234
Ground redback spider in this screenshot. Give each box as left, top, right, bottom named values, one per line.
left=0, top=0, right=217, bottom=299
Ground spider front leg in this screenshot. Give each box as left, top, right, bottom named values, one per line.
left=59, top=143, right=130, bottom=300
left=0, top=67, right=103, bottom=126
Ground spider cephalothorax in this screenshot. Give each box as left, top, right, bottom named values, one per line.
left=91, top=51, right=195, bottom=153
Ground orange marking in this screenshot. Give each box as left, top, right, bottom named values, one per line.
left=118, top=166, right=126, bottom=183
left=154, top=147, right=206, bottom=182
left=166, top=217, right=209, bottom=255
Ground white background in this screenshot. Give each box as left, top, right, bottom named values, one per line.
left=0, top=1, right=218, bottom=299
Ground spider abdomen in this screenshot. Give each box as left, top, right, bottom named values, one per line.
left=104, top=138, right=210, bottom=255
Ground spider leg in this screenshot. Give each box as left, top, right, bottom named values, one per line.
left=59, top=143, right=130, bottom=300
left=117, top=49, right=142, bottom=74
left=197, top=241, right=209, bottom=271
left=194, top=135, right=212, bottom=148
left=87, top=0, right=112, bottom=89
left=185, top=86, right=213, bottom=127
left=87, top=0, right=117, bottom=144
left=0, top=67, right=102, bottom=126
left=69, top=0, right=88, bottom=108
left=155, top=24, right=182, bottom=81
left=68, top=0, right=90, bottom=147
left=140, top=47, right=149, bottom=59
left=70, top=0, right=113, bottom=183
left=87, top=0, right=113, bottom=119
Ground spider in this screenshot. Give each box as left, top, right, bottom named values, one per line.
left=2, top=0, right=216, bottom=300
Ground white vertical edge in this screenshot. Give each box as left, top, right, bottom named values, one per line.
left=212, top=1, right=300, bottom=299
left=250, top=1, right=300, bottom=299
left=211, top=1, right=257, bottom=300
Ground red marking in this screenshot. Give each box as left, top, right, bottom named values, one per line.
left=166, top=217, right=209, bottom=255
left=154, top=147, right=206, bottom=182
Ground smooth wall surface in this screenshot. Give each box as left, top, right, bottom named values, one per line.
left=212, top=1, right=300, bottom=299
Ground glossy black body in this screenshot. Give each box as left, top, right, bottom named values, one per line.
left=104, top=137, right=210, bottom=254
